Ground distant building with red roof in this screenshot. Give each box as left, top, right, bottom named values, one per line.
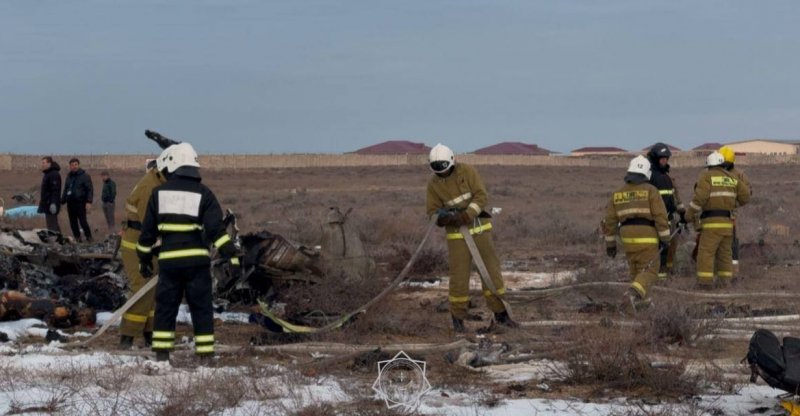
left=473, top=142, right=554, bottom=155
left=570, top=146, right=628, bottom=156
left=692, top=142, right=723, bottom=151
left=691, top=142, right=723, bottom=156
left=352, top=140, right=431, bottom=155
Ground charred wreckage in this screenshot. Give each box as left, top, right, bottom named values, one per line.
left=0, top=206, right=376, bottom=341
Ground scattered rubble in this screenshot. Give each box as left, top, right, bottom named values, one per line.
left=0, top=206, right=378, bottom=337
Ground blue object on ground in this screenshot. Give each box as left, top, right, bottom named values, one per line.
left=3, top=206, right=41, bottom=218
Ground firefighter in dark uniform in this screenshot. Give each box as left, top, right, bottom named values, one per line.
left=137, top=143, right=239, bottom=362
left=685, top=151, right=750, bottom=288
left=603, top=156, right=671, bottom=310
left=645, top=143, right=686, bottom=279
left=118, top=161, right=166, bottom=349
left=426, top=144, right=516, bottom=333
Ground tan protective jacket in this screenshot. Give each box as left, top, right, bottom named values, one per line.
left=121, top=168, right=165, bottom=249
left=426, top=164, right=491, bottom=237
left=603, top=181, right=671, bottom=248
left=686, top=166, right=750, bottom=227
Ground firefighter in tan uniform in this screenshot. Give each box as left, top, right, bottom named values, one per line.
left=425, top=144, right=515, bottom=333
left=603, top=156, right=671, bottom=309
left=118, top=161, right=166, bottom=348
left=719, top=145, right=752, bottom=276
left=685, top=151, right=750, bottom=287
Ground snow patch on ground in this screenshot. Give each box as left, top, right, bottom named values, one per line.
left=483, top=359, right=566, bottom=383
left=95, top=306, right=252, bottom=328
left=0, top=344, right=790, bottom=416
left=406, top=269, right=580, bottom=291
left=419, top=384, right=785, bottom=415
left=0, top=318, right=46, bottom=341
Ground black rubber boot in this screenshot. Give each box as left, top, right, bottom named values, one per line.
left=452, top=316, right=465, bottom=333
left=494, top=311, right=519, bottom=328
left=143, top=332, right=153, bottom=348
left=119, top=335, right=134, bottom=350
left=658, top=265, right=669, bottom=280
left=155, top=351, right=170, bottom=362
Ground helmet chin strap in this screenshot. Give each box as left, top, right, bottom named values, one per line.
left=435, top=165, right=455, bottom=178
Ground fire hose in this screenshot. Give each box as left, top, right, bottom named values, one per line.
left=258, top=217, right=438, bottom=334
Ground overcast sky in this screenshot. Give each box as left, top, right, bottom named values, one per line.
left=1, top=1, right=799, bottom=155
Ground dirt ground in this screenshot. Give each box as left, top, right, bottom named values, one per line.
left=2, top=163, right=800, bottom=411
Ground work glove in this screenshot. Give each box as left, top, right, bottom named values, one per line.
left=455, top=211, right=472, bottom=226
left=437, top=211, right=472, bottom=227
left=606, top=246, right=616, bottom=258
left=435, top=209, right=456, bottom=227
left=139, top=260, right=154, bottom=279
left=49, top=203, right=57, bottom=215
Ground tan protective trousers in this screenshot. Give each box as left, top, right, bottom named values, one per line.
left=624, top=243, right=660, bottom=298
left=696, top=227, right=733, bottom=286
left=446, top=231, right=506, bottom=320
left=119, top=229, right=157, bottom=337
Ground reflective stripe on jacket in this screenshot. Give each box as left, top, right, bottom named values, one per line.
left=137, top=176, right=233, bottom=269
left=686, top=167, right=750, bottom=226
left=603, top=181, right=670, bottom=247
left=426, top=163, right=492, bottom=235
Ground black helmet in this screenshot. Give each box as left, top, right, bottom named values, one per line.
left=647, top=142, right=672, bottom=161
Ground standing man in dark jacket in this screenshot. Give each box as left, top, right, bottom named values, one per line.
left=645, top=143, right=686, bottom=279
left=137, top=143, right=239, bottom=362
left=61, top=158, right=94, bottom=242
left=100, top=171, right=117, bottom=233
left=38, top=156, right=62, bottom=233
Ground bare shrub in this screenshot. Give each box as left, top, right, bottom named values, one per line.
left=279, top=268, right=387, bottom=319
left=500, top=212, right=535, bottom=241
left=642, top=300, right=720, bottom=348
left=285, top=208, right=324, bottom=244
left=610, top=402, right=708, bottom=416
left=348, top=297, right=433, bottom=337
left=7, top=390, right=72, bottom=415
left=131, top=369, right=248, bottom=416
left=498, top=208, right=589, bottom=246
left=291, top=403, right=337, bottom=416
left=329, top=399, right=410, bottom=415
left=386, top=238, right=447, bottom=276
left=554, top=326, right=701, bottom=398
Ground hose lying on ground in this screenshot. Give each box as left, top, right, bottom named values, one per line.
left=258, top=217, right=439, bottom=334
left=507, top=281, right=800, bottom=300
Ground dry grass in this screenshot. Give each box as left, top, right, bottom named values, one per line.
left=642, top=299, right=720, bottom=348
left=2, top=164, right=798, bottom=412
left=552, top=326, right=702, bottom=399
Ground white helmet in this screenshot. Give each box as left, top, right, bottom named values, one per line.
left=158, top=142, right=200, bottom=174
left=706, top=151, right=725, bottom=167
left=429, top=143, right=455, bottom=173
left=627, top=155, right=651, bottom=180
left=156, top=146, right=173, bottom=172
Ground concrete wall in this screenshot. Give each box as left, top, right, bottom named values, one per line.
left=726, top=140, right=798, bottom=155
left=1, top=152, right=798, bottom=171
